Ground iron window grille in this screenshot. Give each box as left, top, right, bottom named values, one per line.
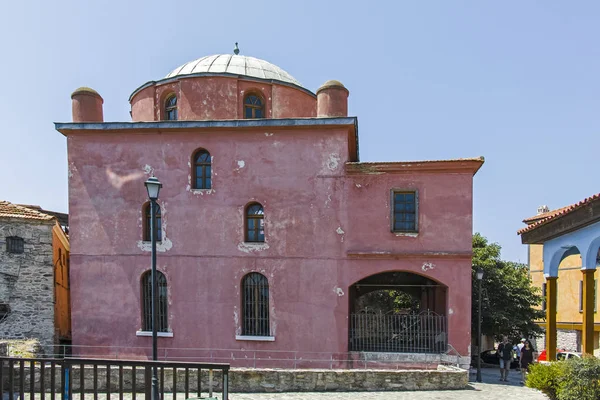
left=245, top=203, right=265, bottom=242
left=542, top=283, right=546, bottom=311
left=243, top=94, right=264, bottom=119
left=165, top=95, right=178, bottom=121
left=143, top=202, right=162, bottom=242
left=6, top=237, right=24, bottom=254
left=242, top=273, right=270, bottom=336
left=141, top=270, right=169, bottom=332
left=193, top=149, right=212, bottom=189
left=580, top=280, right=599, bottom=313
left=392, top=191, right=417, bottom=232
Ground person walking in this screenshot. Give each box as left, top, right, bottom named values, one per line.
left=497, top=336, right=513, bottom=382
left=519, top=340, right=534, bottom=384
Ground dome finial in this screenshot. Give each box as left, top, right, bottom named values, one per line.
left=233, top=42, right=240, bottom=55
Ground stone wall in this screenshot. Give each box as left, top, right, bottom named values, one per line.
left=4, top=364, right=468, bottom=392
left=0, top=218, right=55, bottom=354
left=534, top=329, right=581, bottom=354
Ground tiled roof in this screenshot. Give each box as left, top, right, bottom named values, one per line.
left=0, top=201, right=55, bottom=221
left=518, top=193, right=600, bottom=235
left=522, top=206, right=571, bottom=223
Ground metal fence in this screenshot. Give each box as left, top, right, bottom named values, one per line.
left=0, top=357, right=230, bottom=400
left=349, top=312, right=447, bottom=353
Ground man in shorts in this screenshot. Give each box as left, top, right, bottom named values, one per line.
left=497, top=336, right=513, bottom=381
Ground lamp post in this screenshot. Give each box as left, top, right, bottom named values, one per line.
left=476, top=268, right=484, bottom=383
left=144, top=176, right=162, bottom=400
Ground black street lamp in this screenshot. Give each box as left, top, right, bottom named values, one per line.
left=144, top=176, right=162, bottom=400
left=476, top=268, right=484, bottom=383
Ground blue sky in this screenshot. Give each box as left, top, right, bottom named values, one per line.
left=1, top=1, right=598, bottom=262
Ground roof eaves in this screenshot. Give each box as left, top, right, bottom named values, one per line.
left=55, top=117, right=358, bottom=135
left=517, top=193, right=600, bottom=235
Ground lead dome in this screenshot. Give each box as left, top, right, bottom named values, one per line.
left=165, top=54, right=303, bottom=89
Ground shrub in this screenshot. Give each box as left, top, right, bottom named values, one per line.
left=526, top=361, right=566, bottom=399
left=526, top=356, right=600, bottom=400
left=558, top=355, right=600, bottom=400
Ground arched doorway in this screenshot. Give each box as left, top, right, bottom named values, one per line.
left=348, top=271, right=447, bottom=353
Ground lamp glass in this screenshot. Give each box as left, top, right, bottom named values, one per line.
left=476, top=268, right=484, bottom=280
left=145, top=176, right=162, bottom=200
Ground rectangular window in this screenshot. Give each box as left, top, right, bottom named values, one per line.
left=392, top=191, right=417, bottom=233
left=579, top=279, right=598, bottom=313
left=542, top=283, right=547, bottom=312
left=579, top=280, right=583, bottom=312
left=6, top=237, right=24, bottom=254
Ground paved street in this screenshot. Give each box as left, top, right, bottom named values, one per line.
left=231, top=368, right=548, bottom=400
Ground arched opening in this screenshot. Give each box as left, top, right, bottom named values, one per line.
left=243, top=93, right=264, bottom=119
left=140, top=270, right=168, bottom=332
left=164, top=94, right=177, bottom=121
left=348, top=271, right=447, bottom=353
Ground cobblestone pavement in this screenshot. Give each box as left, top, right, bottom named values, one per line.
left=230, top=368, right=548, bottom=399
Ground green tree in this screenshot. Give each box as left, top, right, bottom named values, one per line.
left=472, top=233, right=545, bottom=341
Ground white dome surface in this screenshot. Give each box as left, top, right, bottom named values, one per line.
left=165, top=54, right=303, bottom=87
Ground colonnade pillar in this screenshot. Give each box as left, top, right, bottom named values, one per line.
left=546, top=276, right=557, bottom=362
left=582, top=269, right=595, bottom=354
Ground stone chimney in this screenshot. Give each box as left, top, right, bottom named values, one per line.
left=537, top=205, right=550, bottom=215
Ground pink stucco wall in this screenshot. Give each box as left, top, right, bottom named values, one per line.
left=129, top=76, right=316, bottom=121
left=65, top=125, right=475, bottom=363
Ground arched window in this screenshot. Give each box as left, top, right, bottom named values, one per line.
left=143, top=202, right=162, bottom=242
left=242, top=273, right=270, bottom=336
left=243, top=94, right=264, bottom=119
left=245, top=203, right=264, bottom=242
left=164, top=95, right=178, bottom=121
left=141, top=270, right=168, bottom=332
left=192, top=149, right=211, bottom=189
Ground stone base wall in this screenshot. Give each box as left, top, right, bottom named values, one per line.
left=0, top=219, right=55, bottom=355
left=4, top=364, right=468, bottom=392
left=534, top=329, right=581, bottom=353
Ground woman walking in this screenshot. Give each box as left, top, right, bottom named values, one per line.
left=520, top=341, right=534, bottom=384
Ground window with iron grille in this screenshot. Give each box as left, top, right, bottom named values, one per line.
left=6, top=237, right=24, bottom=254
left=243, top=94, right=264, bottom=119
left=164, top=95, right=178, bottom=121
left=542, top=283, right=547, bottom=311
left=192, top=149, right=211, bottom=189
left=141, top=270, right=168, bottom=332
left=143, top=202, right=162, bottom=242
left=242, top=273, right=269, bottom=336
left=392, top=191, right=417, bottom=233
left=245, top=203, right=264, bottom=242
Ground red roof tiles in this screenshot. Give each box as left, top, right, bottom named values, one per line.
left=518, top=193, right=600, bottom=235
left=0, top=201, right=55, bottom=221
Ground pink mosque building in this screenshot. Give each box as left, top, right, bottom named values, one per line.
left=56, top=45, right=483, bottom=368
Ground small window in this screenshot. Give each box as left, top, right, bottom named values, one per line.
left=242, top=272, right=270, bottom=336
left=143, top=202, right=162, bottom=242
left=192, top=149, right=211, bottom=189
left=164, top=95, right=178, bottom=121
left=245, top=203, right=264, bottom=242
left=141, top=270, right=168, bottom=332
left=244, top=94, right=264, bottom=119
left=392, top=191, right=417, bottom=232
left=6, top=237, right=24, bottom=254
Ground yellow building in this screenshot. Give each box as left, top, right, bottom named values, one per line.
left=519, top=196, right=600, bottom=359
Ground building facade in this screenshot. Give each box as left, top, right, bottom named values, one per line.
left=0, top=201, right=70, bottom=355
left=57, top=50, right=482, bottom=367
left=519, top=195, right=600, bottom=359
